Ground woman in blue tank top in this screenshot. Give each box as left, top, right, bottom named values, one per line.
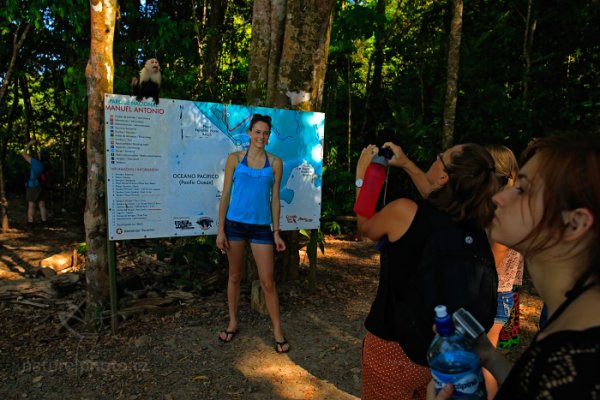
left=216, top=113, right=290, bottom=353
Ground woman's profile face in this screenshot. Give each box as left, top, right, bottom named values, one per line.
left=249, top=121, right=271, bottom=148
left=490, top=154, right=545, bottom=251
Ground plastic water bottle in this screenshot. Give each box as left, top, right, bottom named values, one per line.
left=353, top=155, right=388, bottom=218
left=427, top=305, right=486, bottom=399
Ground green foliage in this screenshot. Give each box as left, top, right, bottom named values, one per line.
left=323, top=220, right=342, bottom=236
left=299, top=229, right=326, bottom=256
left=93, top=305, right=106, bottom=331
left=77, top=242, right=87, bottom=255
left=2, top=0, right=600, bottom=238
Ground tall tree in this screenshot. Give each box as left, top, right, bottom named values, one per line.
left=0, top=23, right=31, bottom=107
left=359, top=0, right=395, bottom=142
left=84, top=0, right=117, bottom=321
left=204, top=0, right=228, bottom=101
left=247, top=0, right=335, bottom=280
left=522, top=0, right=536, bottom=112
left=442, top=0, right=463, bottom=148
left=0, top=83, right=21, bottom=232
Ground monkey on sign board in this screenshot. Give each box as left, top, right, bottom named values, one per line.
left=131, top=58, right=161, bottom=104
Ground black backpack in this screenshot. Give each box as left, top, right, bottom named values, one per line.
left=393, top=203, right=498, bottom=365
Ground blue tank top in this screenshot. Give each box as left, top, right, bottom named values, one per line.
left=226, top=151, right=274, bottom=225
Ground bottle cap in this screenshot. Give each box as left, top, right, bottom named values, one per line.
left=434, top=305, right=454, bottom=336
left=434, top=305, right=448, bottom=318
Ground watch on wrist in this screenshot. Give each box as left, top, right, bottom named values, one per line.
left=355, top=178, right=363, bottom=188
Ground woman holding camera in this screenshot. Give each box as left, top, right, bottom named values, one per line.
left=355, top=143, right=500, bottom=399
left=216, top=113, right=289, bottom=353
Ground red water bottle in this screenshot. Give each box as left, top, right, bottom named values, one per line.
left=353, top=155, right=388, bottom=218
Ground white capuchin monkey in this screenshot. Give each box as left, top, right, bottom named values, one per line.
left=131, top=58, right=161, bottom=104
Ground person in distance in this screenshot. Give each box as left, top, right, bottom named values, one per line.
left=483, top=145, right=525, bottom=398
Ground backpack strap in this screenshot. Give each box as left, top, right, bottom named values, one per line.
left=419, top=201, right=497, bottom=330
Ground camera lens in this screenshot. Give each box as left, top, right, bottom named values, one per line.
left=378, top=147, right=393, bottom=160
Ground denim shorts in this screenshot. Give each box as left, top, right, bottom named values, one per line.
left=495, top=291, right=515, bottom=324
left=224, top=219, right=274, bottom=245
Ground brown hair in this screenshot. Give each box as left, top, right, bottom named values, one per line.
left=486, top=145, right=519, bottom=189
left=249, top=114, right=272, bottom=130
left=428, top=143, right=500, bottom=229
left=518, top=133, right=600, bottom=280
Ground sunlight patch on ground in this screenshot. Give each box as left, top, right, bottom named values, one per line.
left=235, top=337, right=359, bottom=400
left=517, top=292, right=543, bottom=337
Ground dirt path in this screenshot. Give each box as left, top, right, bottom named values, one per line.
left=0, top=195, right=542, bottom=399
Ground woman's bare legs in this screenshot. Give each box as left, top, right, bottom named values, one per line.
left=27, top=200, right=47, bottom=223
left=219, top=240, right=246, bottom=341
left=27, top=201, right=36, bottom=223
left=487, top=323, right=503, bottom=347
left=38, top=200, right=48, bottom=222
left=251, top=242, right=289, bottom=351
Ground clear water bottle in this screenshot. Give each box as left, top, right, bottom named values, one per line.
left=427, top=305, right=486, bottom=399
left=353, top=154, right=388, bottom=218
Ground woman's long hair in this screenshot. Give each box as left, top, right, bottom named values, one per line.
left=518, top=133, right=600, bottom=282
left=428, top=143, right=500, bottom=230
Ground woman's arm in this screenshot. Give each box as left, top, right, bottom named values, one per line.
left=357, top=198, right=418, bottom=242
left=271, top=155, right=286, bottom=252
left=21, top=139, right=36, bottom=164
left=382, top=142, right=434, bottom=198
left=355, top=145, right=417, bottom=242
left=216, top=153, right=237, bottom=251
left=476, top=334, right=513, bottom=386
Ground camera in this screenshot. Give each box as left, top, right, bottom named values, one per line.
left=378, top=147, right=393, bottom=160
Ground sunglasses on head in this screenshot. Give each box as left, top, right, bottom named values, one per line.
left=252, top=114, right=272, bottom=123
left=437, top=152, right=449, bottom=171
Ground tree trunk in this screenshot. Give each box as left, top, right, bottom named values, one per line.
left=204, top=0, right=228, bottom=100
left=246, top=0, right=286, bottom=107
left=522, top=0, right=536, bottom=112
left=347, top=58, right=352, bottom=173
left=0, top=160, right=8, bottom=232
left=191, top=0, right=207, bottom=85
left=84, top=0, right=117, bottom=323
left=247, top=0, right=335, bottom=282
left=71, top=118, right=86, bottom=208
left=442, top=0, right=463, bottom=149
left=0, top=82, right=21, bottom=232
left=359, top=0, right=387, bottom=141
left=20, top=77, right=34, bottom=139
left=0, top=23, right=31, bottom=107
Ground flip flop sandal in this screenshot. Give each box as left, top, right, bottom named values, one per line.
left=275, top=339, right=290, bottom=353
left=218, top=330, right=238, bottom=343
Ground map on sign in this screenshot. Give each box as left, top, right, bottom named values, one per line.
left=104, top=95, right=324, bottom=240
